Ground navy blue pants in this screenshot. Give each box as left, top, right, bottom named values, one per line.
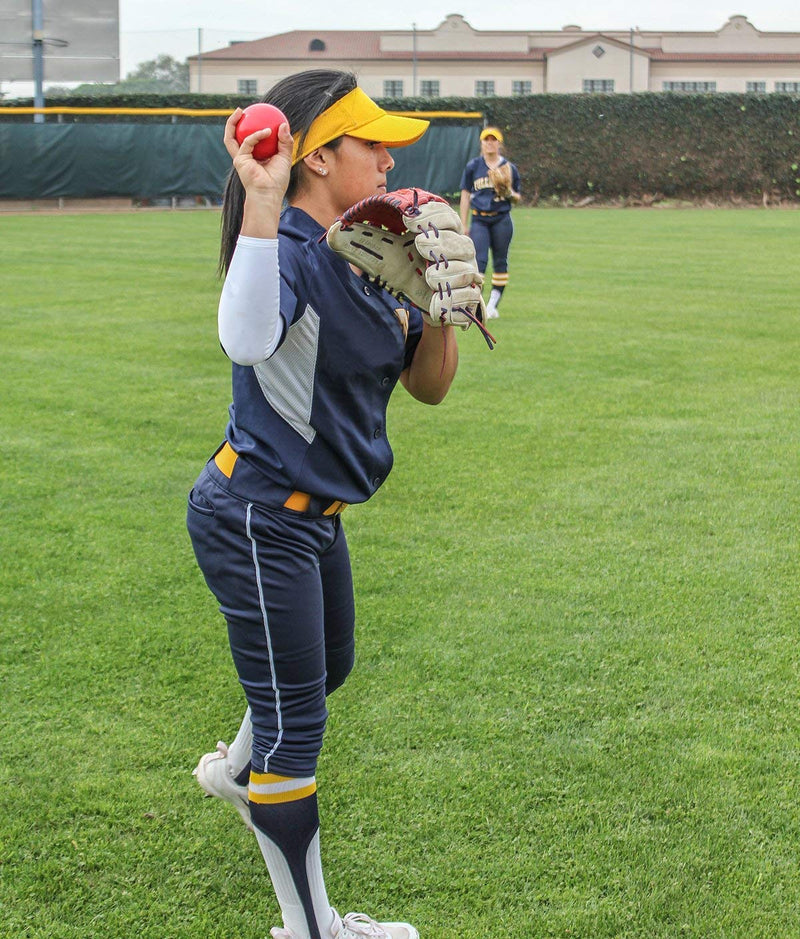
left=187, top=458, right=355, bottom=778
left=470, top=212, right=513, bottom=275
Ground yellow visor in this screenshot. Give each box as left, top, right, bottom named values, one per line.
left=292, top=87, right=429, bottom=165
left=480, top=126, right=504, bottom=143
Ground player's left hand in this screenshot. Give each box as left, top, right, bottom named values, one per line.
left=409, top=206, right=486, bottom=329
left=326, top=188, right=494, bottom=348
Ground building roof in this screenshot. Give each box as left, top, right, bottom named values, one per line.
left=193, top=30, right=549, bottom=62
left=647, top=51, right=800, bottom=62
left=382, top=50, right=546, bottom=61
left=539, top=33, right=800, bottom=63
left=196, top=31, right=383, bottom=61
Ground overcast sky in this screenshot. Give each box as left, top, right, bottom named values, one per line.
left=118, top=1, right=800, bottom=53
left=119, top=3, right=800, bottom=78
left=119, top=1, right=800, bottom=37
left=5, top=2, right=800, bottom=94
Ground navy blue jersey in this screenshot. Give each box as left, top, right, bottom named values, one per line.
left=224, top=206, right=423, bottom=505
left=460, top=156, right=521, bottom=214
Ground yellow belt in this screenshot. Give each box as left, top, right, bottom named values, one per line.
left=213, top=442, right=347, bottom=515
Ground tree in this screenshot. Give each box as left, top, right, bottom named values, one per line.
left=123, top=54, right=189, bottom=92
left=46, top=54, right=189, bottom=97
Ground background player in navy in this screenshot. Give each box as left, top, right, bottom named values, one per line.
left=186, top=69, right=467, bottom=939
left=459, top=126, right=521, bottom=319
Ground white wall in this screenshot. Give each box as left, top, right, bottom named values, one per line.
left=546, top=42, right=649, bottom=94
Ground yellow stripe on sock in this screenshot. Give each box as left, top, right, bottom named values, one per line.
left=248, top=772, right=317, bottom=804
left=492, top=274, right=509, bottom=287
left=249, top=771, right=298, bottom=785
left=249, top=781, right=318, bottom=804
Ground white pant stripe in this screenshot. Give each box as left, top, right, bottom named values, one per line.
left=246, top=502, right=284, bottom=769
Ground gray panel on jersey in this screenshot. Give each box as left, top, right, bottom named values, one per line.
left=253, top=305, right=319, bottom=443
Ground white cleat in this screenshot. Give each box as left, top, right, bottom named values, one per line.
left=270, top=909, right=419, bottom=939
left=192, top=740, right=253, bottom=831
left=333, top=910, right=419, bottom=939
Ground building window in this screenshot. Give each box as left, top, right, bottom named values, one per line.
left=775, top=81, right=800, bottom=93
left=512, top=81, right=532, bottom=95
left=383, top=80, right=404, bottom=97
left=475, top=80, right=495, bottom=96
left=420, top=80, right=440, bottom=97
left=746, top=81, right=766, bottom=93
left=662, top=81, right=717, bottom=92
left=309, top=38, right=326, bottom=51
left=238, top=79, right=257, bottom=96
left=583, top=79, right=615, bottom=93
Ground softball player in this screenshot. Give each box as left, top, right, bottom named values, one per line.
left=459, top=126, right=521, bottom=319
left=186, top=69, right=460, bottom=939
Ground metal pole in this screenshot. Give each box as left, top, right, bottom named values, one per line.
left=412, top=23, right=417, bottom=97
left=197, top=27, right=202, bottom=93
left=32, top=0, right=44, bottom=122
left=629, top=27, right=634, bottom=93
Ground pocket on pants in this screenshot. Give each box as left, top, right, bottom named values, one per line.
left=187, top=487, right=215, bottom=517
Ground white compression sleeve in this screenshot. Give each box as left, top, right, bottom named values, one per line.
left=218, top=235, right=283, bottom=366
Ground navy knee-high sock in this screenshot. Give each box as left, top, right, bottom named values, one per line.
left=250, top=773, right=334, bottom=939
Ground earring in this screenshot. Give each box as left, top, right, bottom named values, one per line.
left=318, top=168, right=328, bottom=176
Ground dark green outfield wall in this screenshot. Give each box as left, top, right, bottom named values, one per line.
left=0, top=122, right=479, bottom=200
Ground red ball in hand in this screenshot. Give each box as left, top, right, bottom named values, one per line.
left=235, top=103, right=288, bottom=160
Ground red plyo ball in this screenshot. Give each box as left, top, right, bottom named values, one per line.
left=235, top=103, right=288, bottom=160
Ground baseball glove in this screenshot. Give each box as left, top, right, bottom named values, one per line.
left=488, top=163, right=514, bottom=200
left=326, top=188, right=495, bottom=348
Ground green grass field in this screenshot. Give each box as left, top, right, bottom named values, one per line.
left=1, top=206, right=799, bottom=938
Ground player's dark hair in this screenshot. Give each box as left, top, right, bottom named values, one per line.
left=219, top=69, right=358, bottom=274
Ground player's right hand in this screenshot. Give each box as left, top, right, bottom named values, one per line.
left=224, top=108, right=293, bottom=201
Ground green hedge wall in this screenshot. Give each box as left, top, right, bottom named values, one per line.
left=4, top=92, right=800, bottom=201
left=480, top=93, right=800, bottom=203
